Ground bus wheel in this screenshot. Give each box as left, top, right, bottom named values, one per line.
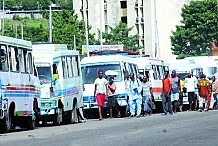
left=70, top=105, right=77, bottom=124
left=26, top=117, right=35, bottom=130
left=0, top=113, right=11, bottom=133
left=53, top=108, right=61, bottom=126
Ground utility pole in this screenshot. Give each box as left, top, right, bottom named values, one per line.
left=83, top=0, right=89, bottom=57
left=99, top=0, right=103, bottom=46
left=49, top=5, right=52, bottom=43
left=2, top=0, right=5, bottom=35
left=21, top=23, right=24, bottom=40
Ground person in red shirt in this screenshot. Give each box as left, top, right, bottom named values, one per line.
left=161, top=71, right=173, bottom=115
left=198, top=74, right=211, bottom=112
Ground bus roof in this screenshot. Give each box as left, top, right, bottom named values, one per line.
left=184, top=56, right=217, bottom=67
left=32, top=44, right=79, bottom=63
left=0, top=35, right=32, bottom=49
left=81, top=55, right=136, bottom=65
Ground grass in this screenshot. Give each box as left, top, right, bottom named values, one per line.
left=4, top=19, right=49, bottom=29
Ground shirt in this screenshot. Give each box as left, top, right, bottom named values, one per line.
left=162, top=78, right=171, bottom=92
left=185, top=77, right=195, bottom=92
left=171, top=76, right=179, bottom=93
left=198, top=78, right=210, bottom=96
left=94, top=77, right=107, bottom=94
left=129, top=79, right=142, bottom=100
left=141, top=81, right=151, bottom=96
left=180, top=80, right=185, bottom=92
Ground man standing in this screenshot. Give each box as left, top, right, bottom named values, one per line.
left=141, top=76, right=153, bottom=116
left=184, top=74, right=196, bottom=111
left=107, top=77, right=120, bottom=118
left=161, top=71, right=173, bottom=115
left=129, top=73, right=142, bottom=118
left=94, top=70, right=108, bottom=120
left=198, top=74, right=210, bottom=112
left=211, top=76, right=218, bottom=109
left=171, top=70, right=180, bottom=113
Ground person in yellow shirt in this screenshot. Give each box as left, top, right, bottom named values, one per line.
left=178, top=75, right=185, bottom=112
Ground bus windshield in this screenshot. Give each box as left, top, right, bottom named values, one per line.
left=82, top=62, right=122, bottom=84
left=37, top=66, right=52, bottom=84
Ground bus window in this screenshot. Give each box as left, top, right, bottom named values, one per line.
left=128, top=63, right=134, bottom=74
left=0, top=45, right=8, bottom=71
left=18, top=48, right=25, bottom=73
left=72, top=57, right=79, bottom=77
left=157, top=65, right=163, bottom=79
left=27, top=52, right=33, bottom=74
left=67, top=57, right=73, bottom=78
left=9, top=46, right=19, bottom=72
left=152, top=65, right=157, bottom=80
left=62, top=57, right=68, bottom=78
left=76, top=56, right=80, bottom=76
left=133, top=64, right=138, bottom=76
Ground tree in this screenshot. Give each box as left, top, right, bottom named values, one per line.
left=52, top=9, right=98, bottom=52
left=170, top=0, right=218, bottom=59
left=55, top=0, right=73, bottom=10
left=102, top=22, right=142, bottom=51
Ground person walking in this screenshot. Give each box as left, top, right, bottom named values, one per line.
left=184, top=73, right=197, bottom=111
left=129, top=73, right=142, bottom=118
left=141, top=76, right=153, bottom=116
left=161, top=71, right=173, bottom=115
left=107, top=77, right=120, bottom=118
left=170, top=70, right=180, bottom=113
left=94, top=70, right=108, bottom=120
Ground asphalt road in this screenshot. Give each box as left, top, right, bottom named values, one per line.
left=1, top=110, right=218, bottom=146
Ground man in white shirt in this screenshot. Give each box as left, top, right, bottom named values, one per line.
left=184, top=74, right=197, bottom=111
left=94, top=70, right=108, bottom=120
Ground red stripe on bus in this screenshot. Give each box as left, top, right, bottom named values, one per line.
left=152, top=87, right=162, bottom=93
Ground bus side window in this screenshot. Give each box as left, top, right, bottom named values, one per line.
left=0, top=45, right=8, bottom=71
left=157, top=65, right=163, bottom=79
left=18, top=48, right=25, bottom=73
left=27, top=52, right=33, bottom=74
left=9, top=46, right=19, bottom=72
left=53, top=63, right=59, bottom=81
left=72, top=56, right=79, bottom=77
left=62, top=57, right=68, bottom=78
left=152, top=65, right=157, bottom=80
left=67, top=57, right=73, bottom=78
left=76, top=56, right=80, bottom=76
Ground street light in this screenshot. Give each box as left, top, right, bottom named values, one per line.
left=49, top=3, right=56, bottom=43
left=37, top=1, right=39, bottom=19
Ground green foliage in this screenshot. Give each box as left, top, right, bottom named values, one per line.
left=102, top=22, right=142, bottom=51
left=171, top=0, right=218, bottom=58
left=0, top=0, right=51, bottom=10
left=52, top=9, right=98, bottom=52
left=55, top=0, right=73, bottom=10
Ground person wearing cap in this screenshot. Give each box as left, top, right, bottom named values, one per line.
left=170, top=70, right=180, bottom=113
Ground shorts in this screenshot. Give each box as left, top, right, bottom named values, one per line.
left=96, top=94, right=106, bottom=107
left=171, top=93, right=179, bottom=101
left=188, top=92, right=196, bottom=103
left=108, top=95, right=117, bottom=109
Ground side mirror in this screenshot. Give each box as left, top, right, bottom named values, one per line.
left=53, top=74, right=59, bottom=81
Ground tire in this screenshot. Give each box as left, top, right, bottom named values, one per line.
left=0, top=114, right=11, bottom=133
left=26, top=117, right=35, bottom=130
left=53, top=108, right=61, bottom=126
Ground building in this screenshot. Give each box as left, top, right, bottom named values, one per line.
left=73, top=0, right=192, bottom=60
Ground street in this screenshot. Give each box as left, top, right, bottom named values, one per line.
left=1, top=110, right=218, bottom=146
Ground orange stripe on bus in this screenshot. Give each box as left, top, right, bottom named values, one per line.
left=152, top=88, right=162, bottom=93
